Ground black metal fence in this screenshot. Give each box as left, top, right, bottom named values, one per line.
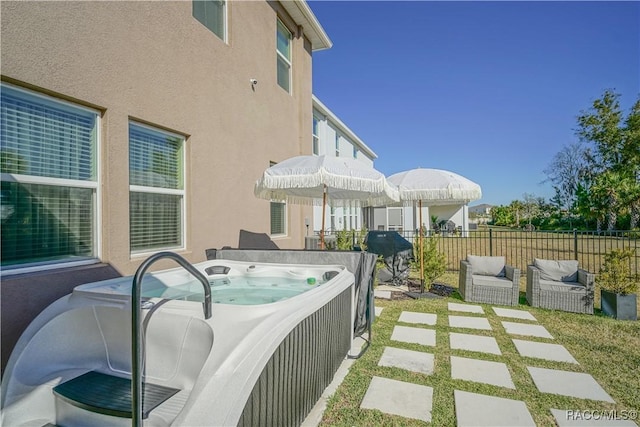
left=323, top=228, right=640, bottom=276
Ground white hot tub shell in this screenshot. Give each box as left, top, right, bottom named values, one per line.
left=1, top=259, right=355, bottom=426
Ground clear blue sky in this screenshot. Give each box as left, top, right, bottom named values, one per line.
left=308, top=1, right=639, bottom=206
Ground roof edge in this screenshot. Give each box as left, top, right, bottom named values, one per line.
left=280, top=1, right=333, bottom=51
left=312, top=95, right=378, bottom=160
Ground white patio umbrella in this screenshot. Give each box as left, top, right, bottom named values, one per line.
left=387, top=168, right=482, bottom=291
left=255, top=155, right=400, bottom=249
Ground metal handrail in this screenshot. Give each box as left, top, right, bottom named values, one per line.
left=130, top=252, right=212, bottom=426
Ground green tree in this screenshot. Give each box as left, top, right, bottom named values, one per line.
left=490, top=205, right=513, bottom=226
left=590, top=170, right=626, bottom=231
left=623, top=99, right=640, bottom=228
left=571, top=90, right=640, bottom=230
left=509, top=200, right=525, bottom=227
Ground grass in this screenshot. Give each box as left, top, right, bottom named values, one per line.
left=319, top=272, right=640, bottom=426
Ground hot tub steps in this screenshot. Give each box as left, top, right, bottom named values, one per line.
left=53, top=370, right=180, bottom=419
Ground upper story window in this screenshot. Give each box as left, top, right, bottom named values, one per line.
left=335, top=133, right=340, bottom=157
left=276, top=19, right=292, bottom=93
left=129, top=122, right=185, bottom=253
left=312, top=116, right=319, bottom=155
left=193, top=0, right=226, bottom=41
left=353, top=146, right=359, bottom=159
left=1, top=83, right=99, bottom=270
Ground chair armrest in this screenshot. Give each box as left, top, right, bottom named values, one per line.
left=526, top=265, right=541, bottom=292
left=505, top=265, right=520, bottom=283
left=577, top=269, right=595, bottom=291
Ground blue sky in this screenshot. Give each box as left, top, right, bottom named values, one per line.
left=308, top=1, right=640, bottom=206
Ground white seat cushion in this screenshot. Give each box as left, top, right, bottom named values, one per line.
left=472, top=275, right=513, bottom=288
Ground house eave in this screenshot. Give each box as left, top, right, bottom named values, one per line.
left=280, top=0, right=333, bottom=51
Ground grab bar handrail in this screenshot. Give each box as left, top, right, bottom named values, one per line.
left=131, top=251, right=212, bottom=426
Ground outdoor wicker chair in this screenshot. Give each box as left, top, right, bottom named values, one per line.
left=459, top=255, right=520, bottom=306
left=526, top=258, right=594, bottom=314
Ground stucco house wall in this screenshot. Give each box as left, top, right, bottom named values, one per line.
left=0, top=0, right=329, bottom=372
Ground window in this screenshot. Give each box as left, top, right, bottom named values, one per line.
left=276, top=20, right=292, bottom=93
left=269, top=161, right=286, bottom=235
left=193, top=0, right=226, bottom=41
left=335, top=133, right=340, bottom=157
left=129, top=123, right=185, bottom=253
left=353, top=146, right=359, bottom=159
left=270, top=202, right=286, bottom=235
left=1, top=84, right=99, bottom=269
left=312, top=116, right=319, bottom=155
left=330, top=206, right=336, bottom=231
left=388, top=208, right=403, bottom=232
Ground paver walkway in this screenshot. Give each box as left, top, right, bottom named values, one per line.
left=357, top=302, right=633, bottom=426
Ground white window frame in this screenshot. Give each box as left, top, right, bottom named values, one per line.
left=193, top=0, right=227, bottom=42
left=268, top=161, right=287, bottom=237
left=0, top=83, right=101, bottom=275
left=276, top=19, right=292, bottom=93
left=270, top=200, right=287, bottom=237
left=312, top=115, right=320, bottom=155
left=128, top=121, right=186, bottom=256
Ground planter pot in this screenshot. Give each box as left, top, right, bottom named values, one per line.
left=600, top=289, right=637, bottom=321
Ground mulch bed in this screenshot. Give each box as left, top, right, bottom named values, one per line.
left=386, top=280, right=456, bottom=300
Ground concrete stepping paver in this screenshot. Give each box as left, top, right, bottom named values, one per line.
left=528, top=367, right=615, bottom=403
left=450, top=332, right=502, bottom=355
left=451, top=356, right=515, bottom=389
left=492, top=307, right=537, bottom=321
left=551, top=409, right=638, bottom=426
left=513, top=339, right=578, bottom=364
left=449, top=315, right=492, bottom=330
left=454, top=390, right=536, bottom=426
left=448, top=302, right=484, bottom=314
left=391, top=325, right=436, bottom=346
left=361, top=376, right=433, bottom=422
left=378, top=347, right=435, bottom=375
left=374, top=306, right=383, bottom=317
left=502, top=321, right=553, bottom=339
left=399, top=311, right=437, bottom=325
left=374, top=290, right=391, bottom=300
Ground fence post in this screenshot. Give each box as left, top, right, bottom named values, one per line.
left=489, top=228, right=493, bottom=256
left=573, top=229, right=578, bottom=260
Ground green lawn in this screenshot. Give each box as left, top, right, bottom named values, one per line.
left=319, top=272, right=640, bottom=426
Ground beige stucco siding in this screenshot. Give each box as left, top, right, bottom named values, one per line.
left=1, top=0, right=314, bottom=274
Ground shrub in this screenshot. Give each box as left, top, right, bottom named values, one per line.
left=598, top=248, right=639, bottom=295
left=411, top=235, right=446, bottom=292
left=335, top=229, right=352, bottom=251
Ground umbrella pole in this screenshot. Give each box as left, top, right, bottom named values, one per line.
left=419, top=200, right=424, bottom=293
left=320, top=186, right=327, bottom=250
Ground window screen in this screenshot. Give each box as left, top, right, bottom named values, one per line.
left=129, top=123, right=184, bottom=252
left=1, top=84, right=98, bottom=268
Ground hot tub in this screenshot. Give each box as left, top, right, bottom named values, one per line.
left=1, top=258, right=355, bottom=426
